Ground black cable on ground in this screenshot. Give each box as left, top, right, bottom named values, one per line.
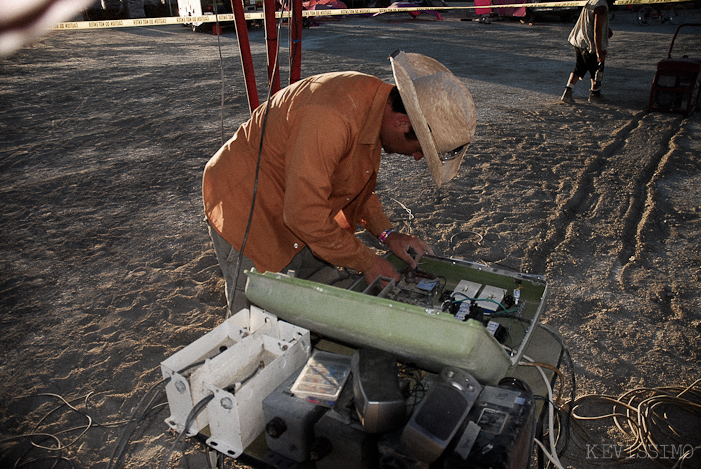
left=2, top=390, right=158, bottom=469
left=108, top=377, right=171, bottom=469
left=159, top=394, right=215, bottom=469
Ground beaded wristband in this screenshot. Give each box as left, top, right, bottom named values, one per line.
left=379, top=228, right=395, bottom=244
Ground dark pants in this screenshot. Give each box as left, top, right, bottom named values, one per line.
left=573, top=47, right=605, bottom=87
left=207, top=222, right=340, bottom=315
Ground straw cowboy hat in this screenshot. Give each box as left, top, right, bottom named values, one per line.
left=390, top=50, right=476, bottom=189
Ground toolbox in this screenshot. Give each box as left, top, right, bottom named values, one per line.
left=649, top=23, right=701, bottom=117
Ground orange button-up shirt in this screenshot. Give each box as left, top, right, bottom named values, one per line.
left=203, top=72, right=395, bottom=273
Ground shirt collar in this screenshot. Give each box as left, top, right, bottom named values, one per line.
left=357, top=81, right=394, bottom=146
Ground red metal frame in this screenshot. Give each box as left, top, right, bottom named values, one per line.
left=264, top=0, right=281, bottom=95
left=290, top=0, right=303, bottom=85
left=230, top=0, right=260, bottom=113
left=232, top=0, right=303, bottom=113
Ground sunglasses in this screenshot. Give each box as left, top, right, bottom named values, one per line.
left=439, top=145, right=465, bottom=162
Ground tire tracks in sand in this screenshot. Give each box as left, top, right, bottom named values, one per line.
left=524, top=110, right=687, bottom=290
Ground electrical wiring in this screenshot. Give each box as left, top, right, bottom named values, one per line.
left=534, top=392, right=568, bottom=454
left=449, top=291, right=509, bottom=313
left=508, top=319, right=699, bottom=469
left=213, top=1, right=226, bottom=146
left=499, top=314, right=578, bottom=403
left=671, top=446, right=701, bottom=469
left=567, top=378, right=701, bottom=467
left=526, top=322, right=576, bottom=461
left=519, top=362, right=566, bottom=409
left=533, top=437, right=565, bottom=469
left=399, top=364, right=427, bottom=413
left=177, top=359, right=207, bottom=376
left=1, top=389, right=167, bottom=469
left=159, top=393, right=215, bottom=469
left=520, top=354, right=565, bottom=469
left=5, top=393, right=104, bottom=468
left=568, top=395, right=643, bottom=461
left=108, top=377, right=171, bottom=469
left=0, top=432, right=63, bottom=469
left=226, top=0, right=290, bottom=320
left=223, top=360, right=265, bottom=394
left=28, top=393, right=93, bottom=451
left=449, top=230, right=483, bottom=249
left=498, top=315, right=577, bottom=464
left=15, top=456, right=75, bottom=469
left=529, top=320, right=577, bottom=461
left=108, top=363, right=216, bottom=468
left=390, top=197, right=415, bottom=222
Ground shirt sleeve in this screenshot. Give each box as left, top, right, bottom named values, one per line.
left=282, top=105, right=380, bottom=272
left=359, top=192, right=393, bottom=237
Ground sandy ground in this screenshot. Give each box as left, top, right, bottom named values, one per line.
left=1, top=5, right=700, bottom=468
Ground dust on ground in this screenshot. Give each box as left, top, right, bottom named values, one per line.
left=1, top=6, right=700, bottom=468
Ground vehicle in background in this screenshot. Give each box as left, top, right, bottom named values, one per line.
left=178, top=0, right=264, bottom=31
left=522, top=0, right=579, bottom=22
left=637, top=3, right=686, bottom=26
left=475, top=0, right=578, bottom=23
left=81, top=0, right=177, bottom=20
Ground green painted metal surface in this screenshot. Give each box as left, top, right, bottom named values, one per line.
left=244, top=255, right=549, bottom=385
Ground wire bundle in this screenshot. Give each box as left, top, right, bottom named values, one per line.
left=516, top=324, right=700, bottom=469
left=0, top=391, right=163, bottom=469
left=568, top=378, right=701, bottom=468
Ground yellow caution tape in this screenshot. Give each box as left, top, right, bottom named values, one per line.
left=52, top=0, right=689, bottom=30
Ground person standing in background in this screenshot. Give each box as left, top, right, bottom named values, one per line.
left=560, top=0, right=614, bottom=104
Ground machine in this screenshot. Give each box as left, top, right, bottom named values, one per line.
left=162, top=254, right=561, bottom=467
left=649, top=23, right=701, bottom=117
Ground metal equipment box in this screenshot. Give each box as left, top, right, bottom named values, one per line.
left=244, top=254, right=549, bottom=385
left=160, top=305, right=311, bottom=450
left=310, top=382, right=373, bottom=469
left=262, top=364, right=329, bottom=462
left=202, top=330, right=310, bottom=458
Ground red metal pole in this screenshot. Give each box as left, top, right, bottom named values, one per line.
left=230, top=0, right=259, bottom=114
left=290, top=0, right=303, bottom=84
left=264, top=0, right=281, bottom=94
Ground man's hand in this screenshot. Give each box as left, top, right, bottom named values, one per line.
left=363, top=254, right=400, bottom=285
left=383, top=231, right=435, bottom=269
left=597, top=49, right=607, bottom=64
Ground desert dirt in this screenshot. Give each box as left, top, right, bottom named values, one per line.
left=1, top=5, right=700, bottom=469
